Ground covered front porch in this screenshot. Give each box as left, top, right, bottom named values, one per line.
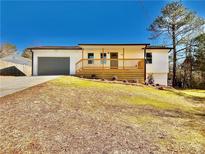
left=75, top=45, right=146, bottom=82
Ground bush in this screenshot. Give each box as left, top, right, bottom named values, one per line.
left=112, top=76, right=118, bottom=81
left=91, top=74, right=97, bottom=79
left=198, top=83, right=205, bottom=89
left=131, top=80, right=138, bottom=83
left=147, top=74, right=154, bottom=85
left=157, top=86, right=164, bottom=90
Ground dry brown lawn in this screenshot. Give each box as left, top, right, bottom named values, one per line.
left=0, top=76, right=205, bottom=153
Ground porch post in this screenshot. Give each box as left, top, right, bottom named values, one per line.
left=82, top=48, right=84, bottom=69
left=102, top=48, right=104, bottom=69
left=144, top=45, right=147, bottom=83
left=123, top=48, right=125, bottom=69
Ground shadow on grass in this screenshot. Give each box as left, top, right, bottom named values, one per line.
left=195, top=113, right=205, bottom=117
left=165, top=89, right=205, bottom=104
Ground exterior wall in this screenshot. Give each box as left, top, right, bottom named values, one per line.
left=32, top=49, right=81, bottom=75
left=146, top=73, right=168, bottom=86
left=146, top=49, right=169, bottom=73
left=153, top=73, right=168, bottom=86
left=146, top=49, right=169, bottom=86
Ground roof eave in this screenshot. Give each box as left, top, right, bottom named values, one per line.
left=143, top=47, right=173, bottom=50
left=79, top=43, right=150, bottom=46
left=26, top=47, right=82, bottom=50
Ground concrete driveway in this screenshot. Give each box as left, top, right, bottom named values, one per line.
left=0, top=76, right=59, bottom=97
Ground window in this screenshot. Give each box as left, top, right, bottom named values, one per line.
left=88, top=53, right=94, bottom=64
left=100, top=53, right=107, bottom=64
left=146, top=53, right=152, bottom=64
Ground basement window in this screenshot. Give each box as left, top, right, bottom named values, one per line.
left=146, top=53, right=152, bottom=64
left=88, top=53, right=94, bottom=64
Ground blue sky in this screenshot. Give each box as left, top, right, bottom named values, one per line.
left=1, top=0, right=205, bottom=53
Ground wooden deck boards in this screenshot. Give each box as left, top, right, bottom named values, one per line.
left=76, top=68, right=145, bottom=83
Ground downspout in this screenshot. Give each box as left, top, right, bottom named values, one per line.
left=30, top=49, right=33, bottom=76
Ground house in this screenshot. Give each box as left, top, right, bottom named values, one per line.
left=27, top=44, right=172, bottom=85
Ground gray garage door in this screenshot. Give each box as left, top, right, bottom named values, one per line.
left=38, top=57, right=70, bottom=75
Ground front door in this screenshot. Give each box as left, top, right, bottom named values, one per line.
left=110, top=52, right=118, bottom=69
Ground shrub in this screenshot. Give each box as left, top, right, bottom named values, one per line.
left=91, top=74, right=97, bottom=79
left=131, top=80, right=138, bottom=83
left=147, top=74, right=154, bottom=85
left=112, top=76, right=118, bottom=81
left=157, top=86, right=164, bottom=90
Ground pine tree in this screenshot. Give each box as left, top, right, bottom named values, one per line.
left=148, top=1, right=205, bottom=86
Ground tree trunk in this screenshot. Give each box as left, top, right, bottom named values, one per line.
left=172, top=25, right=177, bottom=87
left=189, top=45, right=193, bottom=88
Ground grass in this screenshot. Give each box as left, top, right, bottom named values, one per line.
left=0, top=76, right=205, bottom=153
left=52, top=77, right=201, bottom=112
left=178, top=89, right=205, bottom=98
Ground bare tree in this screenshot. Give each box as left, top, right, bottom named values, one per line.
left=22, top=49, right=32, bottom=59
left=0, top=43, right=17, bottom=58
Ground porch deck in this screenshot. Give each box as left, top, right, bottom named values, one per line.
left=75, top=58, right=145, bottom=83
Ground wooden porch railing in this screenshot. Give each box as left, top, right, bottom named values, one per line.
left=76, top=58, right=144, bottom=72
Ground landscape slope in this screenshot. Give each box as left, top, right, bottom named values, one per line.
left=0, top=76, right=205, bottom=153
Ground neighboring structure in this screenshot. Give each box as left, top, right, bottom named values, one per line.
left=0, top=54, right=31, bottom=76
left=27, top=44, right=172, bottom=85
left=1, top=54, right=31, bottom=66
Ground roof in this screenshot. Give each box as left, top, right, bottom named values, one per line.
left=26, top=44, right=172, bottom=50
left=0, top=54, right=31, bottom=66
left=79, top=43, right=150, bottom=46
left=145, top=45, right=173, bottom=49
left=27, top=46, right=82, bottom=50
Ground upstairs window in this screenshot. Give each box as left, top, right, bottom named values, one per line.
left=100, top=53, right=107, bottom=64
left=88, top=53, right=94, bottom=64
left=146, top=53, right=152, bottom=64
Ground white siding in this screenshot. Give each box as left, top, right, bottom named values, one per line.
left=153, top=73, right=168, bottom=86
left=32, top=49, right=82, bottom=75
left=146, top=49, right=169, bottom=73
left=146, top=49, right=169, bottom=86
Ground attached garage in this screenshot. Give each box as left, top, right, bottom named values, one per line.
left=38, top=57, right=70, bottom=75
left=28, top=46, right=82, bottom=76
